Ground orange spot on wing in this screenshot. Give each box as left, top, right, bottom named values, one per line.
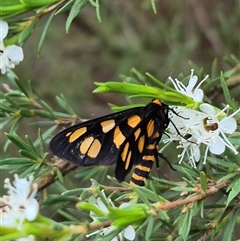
left=87, top=139, right=101, bottom=158
left=127, top=115, right=141, bottom=128
left=121, top=142, right=129, bottom=162
left=125, top=151, right=132, bottom=170
left=113, top=126, right=125, bottom=148
left=100, top=119, right=115, bottom=133
left=138, top=135, right=145, bottom=153
left=69, top=127, right=87, bottom=143
left=134, top=128, right=141, bottom=140
left=80, top=136, right=94, bottom=154
left=147, top=120, right=154, bottom=137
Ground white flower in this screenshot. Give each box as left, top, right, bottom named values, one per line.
left=87, top=190, right=136, bottom=241
left=17, top=235, right=35, bottom=241
left=0, top=20, right=24, bottom=74
left=167, top=104, right=240, bottom=165
left=169, top=69, right=208, bottom=102
left=196, top=104, right=239, bottom=162
left=165, top=107, right=203, bottom=165
left=0, top=174, right=39, bottom=230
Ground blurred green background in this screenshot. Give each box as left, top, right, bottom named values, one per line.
left=0, top=0, right=239, bottom=188
left=11, top=1, right=240, bottom=115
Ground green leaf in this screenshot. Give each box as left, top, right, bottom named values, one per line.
left=179, top=208, right=193, bottom=239
left=26, top=135, right=40, bottom=154
left=55, top=0, right=74, bottom=14
left=89, top=0, right=101, bottom=22
left=221, top=209, right=238, bottom=241
left=14, top=77, right=30, bottom=98
left=21, top=0, right=58, bottom=7
left=200, top=171, right=207, bottom=192
left=0, top=3, right=29, bottom=18
left=0, top=0, right=23, bottom=6
left=0, top=157, right=31, bottom=166
left=218, top=172, right=238, bottom=183
left=19, top=163, right=39, bottom=177
left=145, top=216, right=154, bottom=240
left=19, top=19, right=38, bottom=44
left=62, top=188, right=87, bottom=196
left=66, top=0, right=89, bottom=33
left=208, top=156, right=237, bottom=169
left=227, top=178, right=240, bottom=205
left=56, top=167, right=64, bottom=183
left=0, top=116, right=15, bottom=129
left=211, top=59, right=218, bottom=80
left=33, top=125, right=57, bottom=147
left=171, top=187, right=195, bottom=192
left=151, top=0, right=157, bottom=14
left=33, top=109, right=55, bottom=119
left=5, top=132, right=29, bottom=150
left=5, top=95, right=20, bottom=109
left=19, top=149, right=38, bottom=160
left=220, top=72, right=234, bottom=106
left=56, top=94, right=75, bottom=115
left=38, top=11, right=55, bottom=56
left=131, top=186, right=151, bottom=206
left=19, top=108, right=35, bottom=117
left=37, top=128, right=45, bottom=157
left=94, top=81, right=194, bottom=106
left=78, top=202, right=104, bottom=215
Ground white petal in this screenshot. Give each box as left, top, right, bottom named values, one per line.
left=0, top=20, right=8, bottom=41
left=209, top=136, right=225, bottom=155
left=191, top=145, right=200, bottom=162
left=123, top=225, right=136, bottom=240
left=111, top=237, right=118, bottom=241
left=96, top=198, right=108, bottom=212
left=5, top=45, right=24, bottom=63
left=16, top=236, right=35, bottom=241
left=25, top=199, right=39, bottom=221
left=186, top=75, right=197, bottom=92
left=193, top=89, right=203, bottom=102
left=199, top=104, right=215, bottom=115
left=119, top=203, right=130, bottom=208
left=0, top=53, right=9, bottom=74
left=219, top=117, right=237, bottom=133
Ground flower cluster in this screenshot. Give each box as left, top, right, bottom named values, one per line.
left=0, top=20, right=24, bottom=74
left=165, top=70, right=240, bottom=166
left=0, top=174, right=39, bottom=240
left=87, top=190, right=136, bottom=241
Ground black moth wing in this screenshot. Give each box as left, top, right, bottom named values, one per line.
left=115, top=101, right=169, bottom=181
left=50, top=100, right=169, bottom=182
left=50, top=106, right=145, bottom=166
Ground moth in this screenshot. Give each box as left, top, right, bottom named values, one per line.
left=50, top=99, right=170, bottom=186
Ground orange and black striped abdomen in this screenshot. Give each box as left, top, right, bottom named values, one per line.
left=130, top=127, right=162, bottom=186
